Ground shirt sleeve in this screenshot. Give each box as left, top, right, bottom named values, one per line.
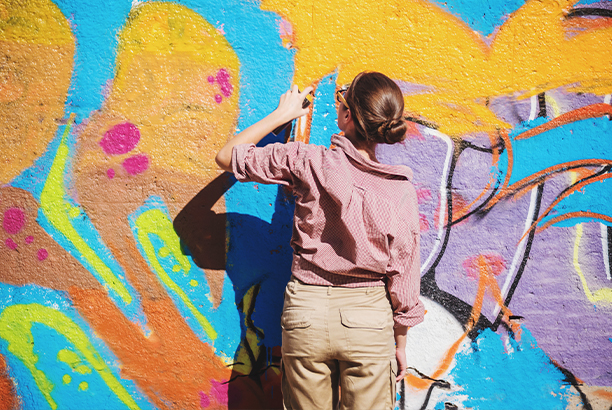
left=232, top=142, right=305, bottom=186
left=387, top=197, right=425, bottom=328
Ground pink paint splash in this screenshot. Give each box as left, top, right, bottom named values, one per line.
left=37, top=248, right=48, bottom=261
left=207, top=75, right=215, bottom=84
left=107, top=168, right=115, bottom=179
left=5, top=238, right=17, bottom=250
left=199, top=391, right=210, bottom=408
left=279, top=17, right=293, bottom=38
left=25, top=236, right=34, bottom=244
left=215, top=94, right=222, bottom=104
left=416, top=188, right=432, bottom=204
left=462, top=253, right=507, bottom=280
left=122, top=154, right=149, bottom=175
left=419, top=213, right=430, bottom=233
left=100, top=122, right=141, bottom=155
left=3, top=208, right=25, bottom=235
left=210, top=380, right=228, bottom=406
left=216, top=69, right=233, bottom=98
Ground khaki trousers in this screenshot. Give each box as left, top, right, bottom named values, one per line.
left=281, top=276, right=397, bottom=410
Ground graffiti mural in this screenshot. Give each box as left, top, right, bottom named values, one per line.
left=1, top=0, right=611, bottom=409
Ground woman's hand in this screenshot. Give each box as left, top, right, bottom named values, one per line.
left=395, top=347, right=407, bottom=382
left=393, top=325, right=408, bottom=382
left=274, top=85, right=314, bottom=124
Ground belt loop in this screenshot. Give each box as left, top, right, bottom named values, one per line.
left=366, top=287, right=371, bottom=295
left=327, top=286, right=332, bottom=296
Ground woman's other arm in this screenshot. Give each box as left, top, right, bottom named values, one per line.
left=215, top=85, right=313, bottom=172
left=394, top=325, right=408, bottom=382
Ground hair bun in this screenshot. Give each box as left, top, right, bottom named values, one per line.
left=377, top=117, right=407, bottom=144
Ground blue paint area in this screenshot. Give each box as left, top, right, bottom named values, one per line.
left=225, top=183, right=294, bottom=348
left=439, top=328, right=573, bottom=409
left=128, top=196, right=241, bottom=359
left=495, top=116, right=612, bottom=225
left=0, top=283, right=155, bottom=410
left=429, top=0, right=526, bottom=36
left=54, top=0, right=133, bottom=122
left=542, top=177, right=612, bottom=227
left=310, top=72, right=341, bottom=148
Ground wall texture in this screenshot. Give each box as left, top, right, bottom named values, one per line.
left=1, top=0, right=611, bottom=409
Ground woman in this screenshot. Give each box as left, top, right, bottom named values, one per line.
left=216, top=72, right=424, bottom=409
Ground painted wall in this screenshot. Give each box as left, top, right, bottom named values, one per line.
left=1, top=0, right=611, bottom=409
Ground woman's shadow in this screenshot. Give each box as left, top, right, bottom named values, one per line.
left=174, top=170, right=293, bottom=409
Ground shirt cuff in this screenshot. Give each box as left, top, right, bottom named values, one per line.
left=393, top=299, right=425, bottom=328
left=231, top=143, right=255, bottom=182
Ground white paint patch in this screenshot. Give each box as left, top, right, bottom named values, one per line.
left=602, top=223, right=611, bottom=280
left=403, top=297, right=469, bottom=409
left=419, top=128, right=454, bottom=274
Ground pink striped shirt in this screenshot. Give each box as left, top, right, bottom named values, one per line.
left=232, top=134, right=424, bottom=328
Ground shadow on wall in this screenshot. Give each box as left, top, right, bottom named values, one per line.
left=175, top=170, right=294, bottom=409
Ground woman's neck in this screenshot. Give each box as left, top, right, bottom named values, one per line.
left=345, top=132, right=378, bottom=162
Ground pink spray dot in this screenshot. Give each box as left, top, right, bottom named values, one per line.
left=37, top=248, right=48, bottom=261
left=99, top=122, right=141, bottom=155
left=107, top=168, right=115, bottom=179
left=216, top=69, right=233, bottom=98
left=3, top=208, right=25, bottom=235
left=199, top=391, right=210, bottom=408
left=25, top=236, right=34, bottom=244
left=214, top=94, right=223, bottom=104
left=207, top=75, right=215, bottom=84
left=122, top=154, right=149, bottom=175
left=5, top=238, right=17, bottom=250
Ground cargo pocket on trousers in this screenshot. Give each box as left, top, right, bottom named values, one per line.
left=340, top=308, right=391, bottom=357
left=281, top=309, right=314, bottom=357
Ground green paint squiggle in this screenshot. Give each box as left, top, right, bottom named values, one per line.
left=39, top=114, right=131, bottom=303
left=134, top=209, right=217, bottom=340
left=0, top=304, right=139, bottom=410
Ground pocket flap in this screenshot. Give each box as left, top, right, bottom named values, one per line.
left=281, top=309, right=314, bottom=330
left=340, top=308, right=388, bottom=329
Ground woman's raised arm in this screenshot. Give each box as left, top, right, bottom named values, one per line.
left=215, top=85, right=313, bottom=172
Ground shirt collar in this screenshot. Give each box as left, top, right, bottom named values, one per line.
left=330, top=134, right=413, bottom=181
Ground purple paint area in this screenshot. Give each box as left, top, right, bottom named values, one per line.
left=215, top=94, right=223, bottom=104
left=3, top=207, right=25, bottom=235
left=100, top=122, right=141, bottom=155
left=25, top=236, right=34, bottom=244
left=122, top=154, right=149, bottom=175
left=376, top=128, right=452, bottom=270
left=216, top=69, right=233, bottom=98
left=107, top=168, right=115, bottom=179
left=37, top=248, right=48, bottom=261
left=510, top=222, right=612, bottom=386
left=5, top=238, right=17, bottom=250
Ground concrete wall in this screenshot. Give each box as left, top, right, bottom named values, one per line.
left=1, top=0, right=611, bottom=408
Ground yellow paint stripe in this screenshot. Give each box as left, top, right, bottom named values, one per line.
left=40, top=114, right=132, bottom=303
left=0, top=304, right=140, bottom=410
left=134, top=209, right=217, bottom=340
left=573, top=224, right=612, bottom=304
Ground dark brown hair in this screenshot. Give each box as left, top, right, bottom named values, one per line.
left=344, top=72, right=407, bottom=144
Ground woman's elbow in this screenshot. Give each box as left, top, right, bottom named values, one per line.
left=215, top=151, right=232, bottom=172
